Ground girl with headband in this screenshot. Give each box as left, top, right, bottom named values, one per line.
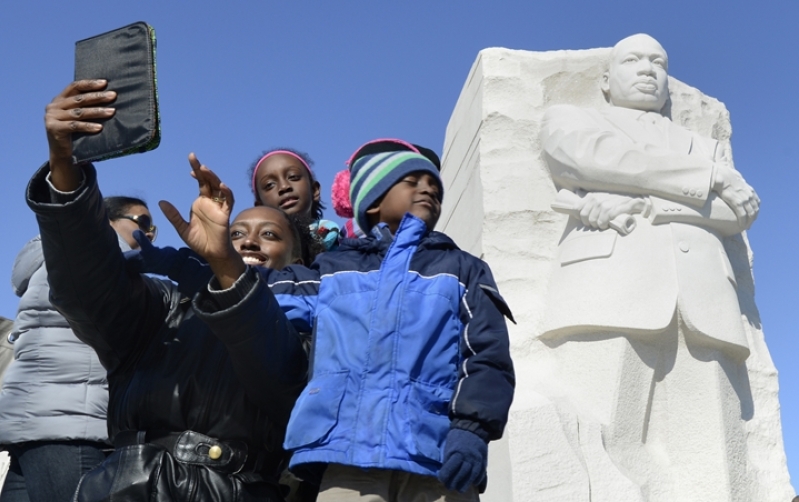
left=247, top=148, right=340, bottom=251
left=127, top=148, right=338, bottom=298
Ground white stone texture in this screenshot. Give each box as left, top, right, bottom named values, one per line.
left=0, top=451, right=8, bottom=496
left=438, top=46, right=794, bottom=502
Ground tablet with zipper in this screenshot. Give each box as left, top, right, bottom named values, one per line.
left=73, top=21, right=160, bottom=163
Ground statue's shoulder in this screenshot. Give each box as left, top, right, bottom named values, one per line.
left=541, top=104, right=605, bottom=133
left=544, top=103, right=604, bottom=120
left=544, top=103, right=587, bottom=115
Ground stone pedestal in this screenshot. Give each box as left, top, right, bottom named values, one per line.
left=438, top=46, right=794, bottom=502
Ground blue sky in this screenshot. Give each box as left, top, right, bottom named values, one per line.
left=1, top=0, right=797, bottom=488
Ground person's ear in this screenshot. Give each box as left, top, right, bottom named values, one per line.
left=600, top=71, right=610, bottom=95
left=365, top=204, right=381, bottom=229
left=312, top=180, right=321, bottom=203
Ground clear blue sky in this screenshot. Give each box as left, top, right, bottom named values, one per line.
left=1, top=0, right=796, bottom=488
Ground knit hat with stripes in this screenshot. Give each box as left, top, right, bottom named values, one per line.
left=349, top=150, right=443, bottom=232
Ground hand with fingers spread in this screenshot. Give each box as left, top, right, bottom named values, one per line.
left=713, top=164, right=760, bottom=229
left=44, top=80, right=116, bottom=191
left=160, top=153, right=244, bottom=289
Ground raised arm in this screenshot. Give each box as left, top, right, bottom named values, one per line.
left=28, top=81, right=170, bottom=372
left=160, top=158, right=318, bottom=423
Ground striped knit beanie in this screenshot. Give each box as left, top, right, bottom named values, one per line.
left=350, top=151, right=443, bottom=232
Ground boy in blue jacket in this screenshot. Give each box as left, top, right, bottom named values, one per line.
left=267, top=139, right=515, bottom=501
left=133, top=139, right=515, bottom=501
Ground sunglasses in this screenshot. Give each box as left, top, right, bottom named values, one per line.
left=118, top=214, right=157, bottom=242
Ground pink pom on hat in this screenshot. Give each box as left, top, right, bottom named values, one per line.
left=331, top=169, right=354, bottom=218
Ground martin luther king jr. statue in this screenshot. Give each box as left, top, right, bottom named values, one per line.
left=538, top=34, right=761, bottom=500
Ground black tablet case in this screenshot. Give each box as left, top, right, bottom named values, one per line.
left=72, top=22, right=160, bottom=163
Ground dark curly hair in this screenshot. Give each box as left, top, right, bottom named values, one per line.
left=247, top=147, right=326, bottom=221
left=104, top=196, right=148, bottom=220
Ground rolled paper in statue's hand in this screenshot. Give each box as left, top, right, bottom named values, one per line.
left=551, top=189, right=636, bottom=235
left=609, top=213, right=636, bottom=235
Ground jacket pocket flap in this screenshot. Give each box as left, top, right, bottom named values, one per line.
left=559, top=230, right=617, bottom=265
left=284, top=371, right=349, bottom=450
left=479, top=284, right=515, bottom=324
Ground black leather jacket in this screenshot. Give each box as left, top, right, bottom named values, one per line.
left=27, top=163, right=307, bottom=501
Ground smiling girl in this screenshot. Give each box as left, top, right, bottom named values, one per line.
left=230, top=205, right=320, bottom=270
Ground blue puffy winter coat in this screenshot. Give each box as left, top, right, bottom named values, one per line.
left=263, top=215, right=515, bottom=478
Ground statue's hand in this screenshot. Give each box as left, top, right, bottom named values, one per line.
left=713, top=165, right=760, bottom=229
left=578, top=192, right=648, bottom=230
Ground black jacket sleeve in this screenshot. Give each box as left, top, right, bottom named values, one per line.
left=192, top=267, right=309, bottom=429
left=26, top=162, right=169, bottom=373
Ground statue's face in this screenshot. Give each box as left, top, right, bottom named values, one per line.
left=603, top=34, right=669, bottom=112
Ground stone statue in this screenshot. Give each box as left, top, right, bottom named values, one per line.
left=536, top=33, right=762, bottom=500
left=439, top=33, right=792, bottom=502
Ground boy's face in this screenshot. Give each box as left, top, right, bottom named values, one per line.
left=253, top=154, right=321, bottom=217
left=231, top=206, right=302, bottom=270
left=366, top=171, right=441, bottom=233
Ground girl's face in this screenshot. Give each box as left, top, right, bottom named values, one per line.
left=230, top=206, right=302, bottom=270
left=253, top=154, right=320, bottom=217
left=109, top=204, right=155, bottom=250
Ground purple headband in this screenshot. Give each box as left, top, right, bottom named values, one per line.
left=251, top=150, right=313, bottom=195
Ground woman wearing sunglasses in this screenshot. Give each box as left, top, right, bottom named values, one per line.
left=0, top=195, right=155, bottom=502
left=106, top=196, right=157, bottom=247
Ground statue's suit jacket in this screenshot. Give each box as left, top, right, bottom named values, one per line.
left=539, top=104, right=749, bottom=356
